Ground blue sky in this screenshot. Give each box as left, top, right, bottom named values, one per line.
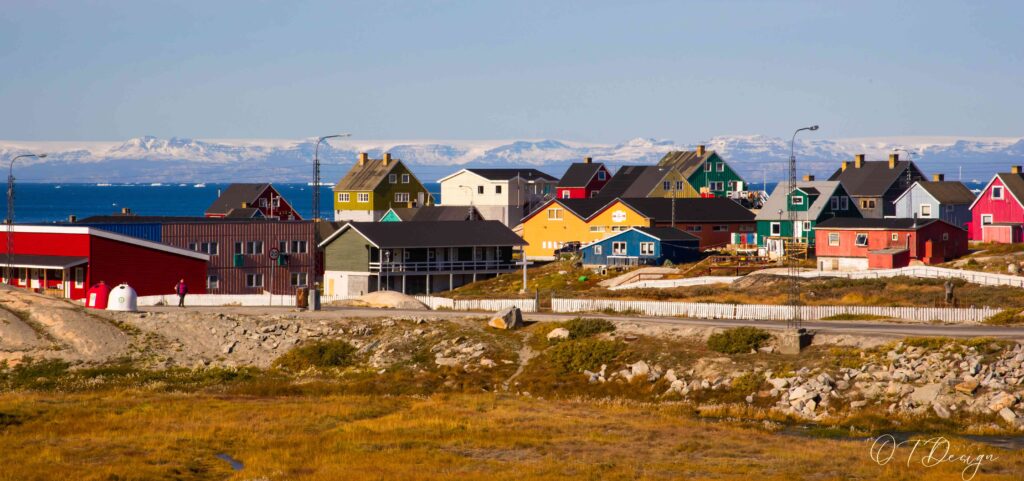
left=1, top=0, right=1021, bottom=142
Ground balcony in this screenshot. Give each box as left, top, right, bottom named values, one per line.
left=369, top=259, right=522, bottom=274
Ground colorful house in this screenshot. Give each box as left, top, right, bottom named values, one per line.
left=333, top=152, right=432, bottom=222
left=968, top=167, right=1024, bottom=242
left=205, top=183, right=301, bottom=220
left=595, top=165, right=698, bottom=200
left=0, top=225, right=208, bottom=300
left=319, top=221, right=526, bottom=297
left=379, top=206, right=482, bottom=222
left=813, top=218, right=968, bottom=271
left=827, top=153, right=926, bottom=218
left=893, top=174, right=975, bottom=229
left=580, top=227, right=699, bottom=267
left=437, top=168, right=558, bottom=227
left=657, top=145, right=746, bottom=198
left=755, top=178, right=861, bottom=250
left=556, top=157, right=610, bottom=199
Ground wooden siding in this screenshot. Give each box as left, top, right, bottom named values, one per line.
left=323, top=228, right=372, bottom=272
left=970, top=176, right=1024, bottom=241
left=813, top=222, right=968, bottom=263
left=685, top=153, right=745, bottom=197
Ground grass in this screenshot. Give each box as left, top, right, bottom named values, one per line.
left=444, top=259, right=619, bottom=298
left=707, top=327, right=772, bottom=354
left=272, top=340, right=358, bottom=372
left=544, top=338, right=625, bottom=373
left=984, top=308, right=1024, bottom=325
left=820, top=313, right=890, bottom=321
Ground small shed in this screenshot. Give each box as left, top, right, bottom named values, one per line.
left=581, top=227, right=699, bottom=267
left=867, top=248, right=910, bottom=269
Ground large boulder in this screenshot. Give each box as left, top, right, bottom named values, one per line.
left=546, top=327, right=570, bottom=340
left=488, top=307, right=523, bottom=330
left=344, top=291, right=428, bottom=310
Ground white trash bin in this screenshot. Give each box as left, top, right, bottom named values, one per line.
left=107, top=283, right=138, bottom=312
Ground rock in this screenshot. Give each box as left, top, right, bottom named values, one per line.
left=664, top=369, right=677, bottom=383
left=850, top=400, right=869, bottom=409
left=480, top=358, right=496, bottom=368
left=221, top=341, right=237, bottom=355
left=546, top=327, right=570, bottom=340
left=988, top=392, right=1018, bottom=412
left=955, top=379, right=980, bottom=396
left=768, top=378, right=790, bottom=389
left=933, top=403, right=951, bottom=419
left=487, top=307, right=523, bottom=330
left=998, top=407, right=1018, bottom=424
left=836, top=380, right=850, bottom=390
left=789, top=387, right=809, bottom=399
left=381, top=319, right=396, bottom=327
left=910, top=383, right=943, bottom=404
left=435, top=357, right=460, bottom=367
left=745, top=395, right=754, bottom=403
left=630, top=360, right=650, bottom=378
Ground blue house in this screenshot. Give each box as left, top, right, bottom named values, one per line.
left=892, top=175, right=975, bottom=230
left=581, top=227, right=700, bottom=266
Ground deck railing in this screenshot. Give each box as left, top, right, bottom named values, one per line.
left=369, top=260, right=522, bottom=273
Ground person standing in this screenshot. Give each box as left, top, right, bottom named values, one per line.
left=174, top=278, right=188, bottom=307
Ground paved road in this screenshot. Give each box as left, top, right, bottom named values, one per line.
left=149, top=305, right=1024, bottom=340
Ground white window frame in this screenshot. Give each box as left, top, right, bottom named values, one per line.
left=272, top=197, right=280, bottom=208
left=791, top=195, right=804, bottom=206
left=389, top=174, right=397, bottom=184
left=246, top=241, right=264, bottom=255
left=562, top=190, right=571, bottom=199
left=291, top=240, right=308, bottom=254
left=290, top=272, right=308, bottom=287
left=981, top=214, right=993, bottom=225
left=716, top=162, right=725, bottom=172
left=246, top=273, right=264, bottom=288
left=547, top=208, right=563, bottom=220
left=770, top=222, right=781, bottom=236
left=594, top=245, right=603, bottom=255
left=711, top=181, right=724, bottom=191
left=598, top=171, right=607, bottom=181
left=357, top=193, right=369, bottom=203
left=395, top=192, right=410, bottom=203
left=841, top=196, right=849, bottom=210
left=830, top=197, right=839, bottom=210
left=401, top=173, right=410, bottom=184
left=663, top=181, right=671, bottom=191
left=640, top=242, right=655, bottom=255
left=891, top=233, right=899, bottom=241
left=258, top=198, right=268, bottom=208
left=802, top=221, right=811, bottom=231
left=74, top=267, right=85, bottom=289
left=992, top=186, right=1004, bottom=200
left=704, top=162, right=712, bottom=172
left=920, top=204, right=932, bottom=218
left=828, top=233, right=840, bottom=246
left=855, top=233, right=868, bottom=247
left=713, top=225, right=728, bottom=232
left=612, top=241, right=627, bottom=255
left=207, top=275, right=219, bottom=290
left=338, top=193, right=350, bottom=203
left=477, top=185, right=484, bottom=195
left=942, top=232, right=950, bottom=241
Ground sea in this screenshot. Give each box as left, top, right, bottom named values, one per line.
left=3, top=183, right=443, bottom=224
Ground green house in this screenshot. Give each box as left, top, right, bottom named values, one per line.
left=657, top=145, right=746, bottom=197
left=333, top=152, right=432, bottom=222
left=754, top=179, right=862, bottom=247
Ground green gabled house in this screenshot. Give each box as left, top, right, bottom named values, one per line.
left=754, top=178, right=862, bottom=248
left=657, top=145, right=746, bottom=198
left=333, top=152, right=432, bottom=222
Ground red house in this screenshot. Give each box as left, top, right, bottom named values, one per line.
left=813, top=218, right=968, bottom=271
left=556, top=158, right=610, bottom=199
left=968, top=168, right=1024, bottom=243
left=0, top=225, right=208, bottom=300
left=205, top=183, right=302, bottom=220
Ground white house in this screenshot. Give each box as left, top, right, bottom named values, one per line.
left=438, top=168, right=558, bottom=227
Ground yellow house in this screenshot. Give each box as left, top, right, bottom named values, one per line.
left=594, top=165, right=699, bottom=200
left=521, top=198, right=652, bottom=259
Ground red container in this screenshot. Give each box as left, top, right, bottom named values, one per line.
left=86, top=282, right=111, bottom=309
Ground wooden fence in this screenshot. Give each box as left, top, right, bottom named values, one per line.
left=551, top=298, right=1002, bottom=324
left=414, top=296, right=538, bottom=313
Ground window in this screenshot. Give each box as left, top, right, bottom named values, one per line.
left=704, top=162, right=712, bottom=172
left=74, top=267, right=85, bottom=288
left=992, top=186, right=1004, bottom=199
left=830, top=197, right=839, bottom=210
left=590, top=191, right=598, bottom=198
left=547, top=208, right=563, bottom=220
left=791, top=195, right=804, bottom=205
left=942, top=233, right=950, bottom=241
left=861, top=199, right=876, bottom=209
left=598, top=171, right=607, bottom=181
left=271, top=197, right=280, bottom=208
left=395, top=192, right=410, bottom=203
left=612, top=242, right=627, bottom=255
left=389, top=174, right=397, bottom=184
left=234, top=242, right=244, bottom=255
left=611, top=226, right=628, bottom=232
left=770, top=222, right=781, bottom=235
left=920, top=204, right=932, bottom=217
left=246, top=241, right=263, bottom=255
left=946, top=204, right=955, bottom=213
left=802, top=221, right=811, bottom=231
left=738, top=225, right=755, bottom=232
left=663, top=181, right=671, bottom=191
left=338, top=193, right=350, bottom=203
left=562, top=190, right=571, bottom=199
left=357, top=193, right=369, bottom=203
left=710, top=181, right=724, bottom=191
left=291, top=240, right=308, bottom=253
left=290, top=272, right=308, bottom=287
left=201, top=242, right=218, bottom=255
left=828, top=233, right=840, bottom=246
left=594, top=245, right=603, bottom=255
left=841, top=197, right=849, bottom=210
left=855, top=233, right=868, bottom=247
left=675, top=181, right=685, bottom=190
left=640, top=242, right=655, bottom=255
left=687, top=225, right=703, bottom=232
left=713, top=225, right=728, bottom=232
left=401, top=174, right=410, bottom=184
left=589, top=226, right=605, bottom=232
left=891, top=233, right=899, bottom=241
left=981, top=214, right=993, bottom=225
left=207, top=275, right=219, bottom=290
left=188, top=242, right=198, bottom=251
left=258, top=198, right=268, bottom=208
left=496, top=185, right=502, bottom=194
left=477, top=185, right=484, bottom=195
left=279, top=240, right=288, bottom=253
left=716, top=162, right=725, bottom=172
left=245, top=273, right=264, bottom=288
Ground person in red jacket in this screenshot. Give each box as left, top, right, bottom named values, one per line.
left=174, top=278, right=188, bottom=307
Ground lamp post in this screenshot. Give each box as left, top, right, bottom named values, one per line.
left=6, top=153, right=46, bottom=285
left=312, top=133, right=350, bottom=222
left=787, top=125, right=818, bottom=331
left=894, top=148, right=915, bottom=218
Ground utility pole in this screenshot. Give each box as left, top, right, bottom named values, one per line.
left=6, top=153, right=46, bottom=285
left=310, top=133, right=349, bottom=305
left=786, top=126, right=818, bottom=334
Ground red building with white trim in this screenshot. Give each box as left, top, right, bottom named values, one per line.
left=813, top=218, right=968, bottom=271
left=968, top=168, right=1024, bottom=242
left=556, top=158, right=610, bottom=199
left=205, top=183, right=302, bottom=220
left=0, top=225, right=208, bottom=300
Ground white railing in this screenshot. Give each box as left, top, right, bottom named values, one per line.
left=551, top=298, right=1002, bottom=324
left=138, top=294, right=297, bottom=307
left=370, top=260, right=522, bottom=273
left=414, top=295, right=537, bottom=312
left=609, top=276, right=740, bottom=290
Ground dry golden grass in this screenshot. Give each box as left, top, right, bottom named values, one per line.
left=1, top=391, right=1022, bottom=481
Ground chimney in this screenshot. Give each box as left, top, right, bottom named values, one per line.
left=696, top=145, right=706, bottom=157
left=120, top=207, right=131, bottom=215
left=358, top=152, right=368, bottom=166
left=854, top=154, right=865, bottom=168
left=803, top=175, right=815, bottom=182
left=933, top=173, right=945, bottom=182
left=1012, top=166, right=1022, bottom=174
left=841, top=161, right=849, bottom=172
left=68, top=215, right=77, bottom=223
left=382, top=152, right=392, bottom=166
left=584, top=156, right=592, bottom=164
left=241, top=202, right=248, bottom=209
left=888, top=153, right=899, bottom=169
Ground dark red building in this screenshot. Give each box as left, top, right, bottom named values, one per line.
left=205, top=183, right=302, bottom=220
left=556, top=158, right=610, bottom=199
left=0, top=225, right=208, bottom=300
left=813, top=218, right=968, bottom=271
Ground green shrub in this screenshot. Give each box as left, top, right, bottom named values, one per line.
left=706, top=327, right=771, bottom=354
left=546, top=338, right=625, bottom=373
left=563, top=317, right=616, bottom=339
left=820, top=313, right=889, bottom=321
left=984, top=309, right=1024, bottom=325
left=273, top=340, right=358, bottom=372
left=0, top=357, right=70, bottom=390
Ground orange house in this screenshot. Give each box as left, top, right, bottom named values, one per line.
left=521, top=198, right=650, bottom=259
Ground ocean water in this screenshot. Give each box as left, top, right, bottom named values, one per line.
left=4, top=183, right=443, bottom=224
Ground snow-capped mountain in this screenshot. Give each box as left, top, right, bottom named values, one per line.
left=0, top=134, right=1021, bottom=184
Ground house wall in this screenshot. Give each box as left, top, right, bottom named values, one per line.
left=655, top=221, right=754, bottom=250
left=441, top=171, right=555, bottom=226
left=333, top=161, right=430, bottom=221
left=970, top=176, right=1023, bottom=241
left=88, top=235, right=207, bottom=298
left=813, top=223, right=967, bottom=265
left=254, top=186, right=301, bottom=220
left=322, top=228, right=373, bottom=272
left=894, top=186, right=972, bottom=230
left=557, top=187, right=588, bottom=199
left=685, top=153, right=745, bottom=197
left=520, top=200, right=650, bottom=259
left=817, top=256, right=870, bottom=272
left=867, top=250, right=910, bottom=269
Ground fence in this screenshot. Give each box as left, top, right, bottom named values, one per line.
left=138, top=294, right=297, bottom=307
left=551, top=298, right=1002, bottom=324
left=609, top=276, right=740, bottom=290
left=414, top=296, right=538, bottom=312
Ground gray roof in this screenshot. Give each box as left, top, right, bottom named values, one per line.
left=619, top=197, right=755, bottom=223
left=657, top=150, right=715, bottom=177
left=558, top=162, right=605, bottom=187
left=635, top=227, right=700, bottom=243
left=755, top=181, right=845, bottom=221
left=916, top=181, right=976, bottom=205
left=334, top=158, right=403, bottom=191
left=997, top=173, right=1024, bottom=205
left=465, top=169, right=558, bottom=182
left=324, top=221, right=527, bottom=248
left=205, top=183, right=270, bottom=215
left=224, top=207, right=264, bottom=219
left=827, top=160, right=923, bottom=197
left=596, top=165, right=675, bottom=199
left=387, top=206, right=481, bottom=221
left=5, top=254, right=88, bottom=269
left=815, top=217, right=942, bottom=230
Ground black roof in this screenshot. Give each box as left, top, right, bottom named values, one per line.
left=595, top=165, right=652, bottom=199
left=827, top=161, right=924, bottom=196
left=336, top=221, right=527, bottom=248
left=388, top=206, right=482, bottom=221
left=815, top=217, right=942, bottom=230
left=619, top=197, right=756, bottom=223
left=205, top=183, right=271, bottom=215
left=466, top=168, right=558, bottom=182
left=5, top=254, right=88, bottom=268
left=558, top=162, right=604, bottom=187
left=916, top=181, right=975, bottom=204
left=636, top=227, right=700, bottom=243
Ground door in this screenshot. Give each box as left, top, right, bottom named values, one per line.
left=793, top=221, right=804, bottom=241
left=327, top=278, right=335, bottom=296
left=30, top=269, right=40, bottom=289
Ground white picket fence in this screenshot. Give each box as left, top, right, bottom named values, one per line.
left=611, top=266, right=1024, bottom=291
left=551, top=298, right=1002, bottom=324
left=414, top=296, right=538, bottom=312
left=138, top=294, right=297, bottom=307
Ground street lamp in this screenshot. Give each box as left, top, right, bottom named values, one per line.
left=893, top=148, right=915, bottom=218
left=6, top=153, right=46, bottom=285
left=787, top=125, right=818, bottom=331
left=312, top=133, right=351, bottom=222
